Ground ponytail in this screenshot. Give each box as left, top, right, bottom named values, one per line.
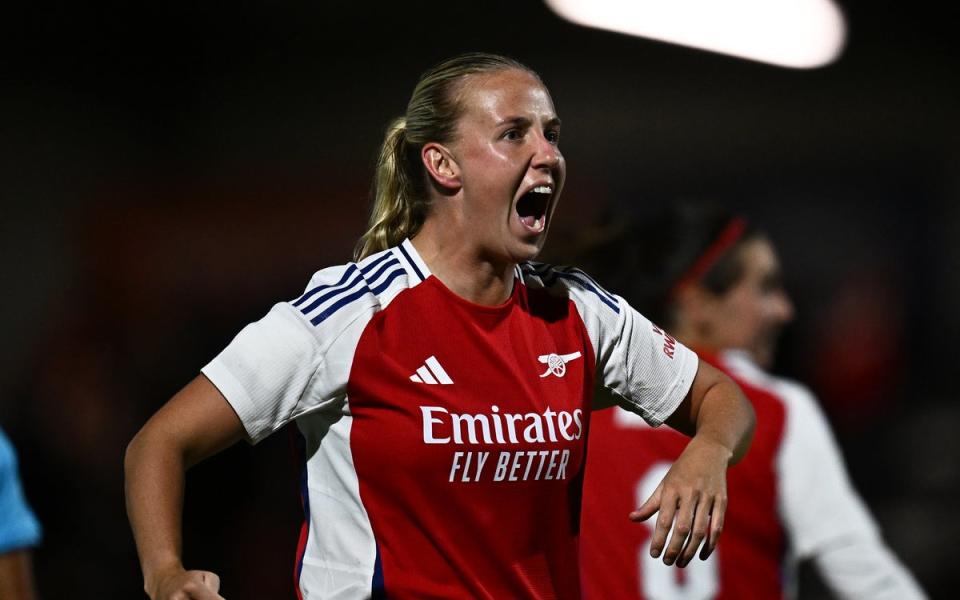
left=354, top=118, right=429, bottom=260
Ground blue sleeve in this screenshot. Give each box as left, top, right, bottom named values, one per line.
left=0, top=429, right=42, bottom=553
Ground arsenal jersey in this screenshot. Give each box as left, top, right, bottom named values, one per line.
left=202, top=239, right=698, bottom=599
left=581, top=348, right=927, bottom=600
left=580, top=351, right=787, bottom=599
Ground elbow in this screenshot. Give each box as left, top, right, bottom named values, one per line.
left=124, top=425, right=149, bottom=480
left=124, top=419, right=172, bottom=480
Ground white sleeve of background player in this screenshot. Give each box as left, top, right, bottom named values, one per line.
left=570, top=288, right=698, bottom=427
left=777, top=382, right=926, bottom=599
left=202, top=268, right=375, bottom=444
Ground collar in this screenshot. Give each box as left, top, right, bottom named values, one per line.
left=393, top=238, right=433, bottom=282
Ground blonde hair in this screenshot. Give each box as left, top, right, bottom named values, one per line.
left=354, top=53, right=539, bottom=260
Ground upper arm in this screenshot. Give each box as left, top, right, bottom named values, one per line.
left=0, top=549, right=37, bottom=600
left=133, top=374, right=246, bottom=468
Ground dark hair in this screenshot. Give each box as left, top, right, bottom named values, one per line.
left=576, top=203, right=762, bottom=327
left=354, top=52, right=541, bottom=260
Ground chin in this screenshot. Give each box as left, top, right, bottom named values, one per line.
left=750, top=345, right=777, bottom=370
left=514, top=237, right=547, bottom=262
left=497, top=231, right=544, bottom=263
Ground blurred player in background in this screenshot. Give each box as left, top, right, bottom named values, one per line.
left=578, top=203, right=926, bottom=599
left=0, top=427, right=41, bottom=600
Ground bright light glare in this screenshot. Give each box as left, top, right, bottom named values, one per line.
left=545, top=0, right=846, bottom=69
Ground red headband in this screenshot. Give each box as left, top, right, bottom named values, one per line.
left=670, top=217, right=747, bottom=298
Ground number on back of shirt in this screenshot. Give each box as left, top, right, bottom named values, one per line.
left=636, top=462, right=719, bottom=600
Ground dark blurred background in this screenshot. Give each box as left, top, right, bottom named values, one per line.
left=1, top=1, right=957, bottom=598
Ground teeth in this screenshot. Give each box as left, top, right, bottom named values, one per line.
left=532, top=185, right=552, bottom=194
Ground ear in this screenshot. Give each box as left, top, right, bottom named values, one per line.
left=421, top=143, right=461, bottom=191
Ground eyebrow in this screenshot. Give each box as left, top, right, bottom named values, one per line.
left=495, top=116, right=563, bottom=128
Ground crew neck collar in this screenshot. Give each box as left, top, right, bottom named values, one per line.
left=397, top=238, right=520, bottom=310
left=393, top=238, right=432, bottom=282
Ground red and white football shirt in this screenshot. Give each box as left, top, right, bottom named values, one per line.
left=580, top=351, right=786, bottom=599
left=202, top=239, right=698, bottom=599
left=580, top=350, right=926, bottom=600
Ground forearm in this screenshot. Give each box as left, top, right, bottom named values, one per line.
left=124, top=426, right=188, bottom=596
left=692, top=377, right=754, bottom=465
left=0, top=550, right=38, bottom=600
left=637, top=365, right=755, bottom=566
left=124, top=377, right=244, bottom=599
left=666, top=361, right=754, bottom=465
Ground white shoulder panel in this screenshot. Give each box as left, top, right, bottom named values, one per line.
left=521, top=263, right=697, bottom=426
left=202, top=246, right=422, bottom=443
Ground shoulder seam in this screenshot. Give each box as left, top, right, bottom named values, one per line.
left=287, top=306, right=375, bottom=422
left=521, top=262, right=620, bottom=314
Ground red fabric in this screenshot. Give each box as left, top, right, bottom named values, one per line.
left=580, top=353, right=787, bottom=599
left=348, top=277, right=596, bottom=599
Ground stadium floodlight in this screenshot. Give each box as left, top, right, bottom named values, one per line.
left=544, top=0, right=847, bottom=69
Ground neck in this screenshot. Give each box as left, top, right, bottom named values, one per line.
left=412, top=220, right=515, bottom=306
left=671, top=321, right=717, bottom=357
left=672, top=321, right=764, bottom=367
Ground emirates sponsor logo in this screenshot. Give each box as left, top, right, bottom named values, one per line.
left=421, top=405, right=583, bottom=445
left=420, top=405, right=584, bottom=483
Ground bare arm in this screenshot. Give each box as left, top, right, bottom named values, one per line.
left=124, top=375, right=246, bottom=600
left=630, top=360, right=755, bottom=568
left=0, top=549, right=38, bottom=600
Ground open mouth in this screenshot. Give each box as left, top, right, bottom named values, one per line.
left=516, top=185, right=553, bottom=233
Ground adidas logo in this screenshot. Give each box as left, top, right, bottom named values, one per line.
left=409, top=355, right=454, bottom=385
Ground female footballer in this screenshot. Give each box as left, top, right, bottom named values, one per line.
left=124, top=54, right=754, bottom=600
left=579, top=204, right=925, bottom=599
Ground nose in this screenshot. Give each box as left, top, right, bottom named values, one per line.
left=531, top=132, right=562, bottom=170
left=772, top=290, right=795, bottom=324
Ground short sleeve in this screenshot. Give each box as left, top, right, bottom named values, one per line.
left=595, top=298, right=699, bottom=425
left=0, top=430, right=42, bottom=553
left=202, top=302, right=328, bottom=443
left=525, top=264, right=699, bottom=426
left=202, top=285, right=377, bottom=445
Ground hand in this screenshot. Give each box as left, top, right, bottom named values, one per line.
left=149, top=568, right=225, bottom=600
left=629, top=436, right=730, bottom=568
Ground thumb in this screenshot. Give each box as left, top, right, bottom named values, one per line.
left=629, top=481, right=663, bottom=522
left=195, top=571, right=226, bottom=599
left=200, top=571, right=221, bottom=591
